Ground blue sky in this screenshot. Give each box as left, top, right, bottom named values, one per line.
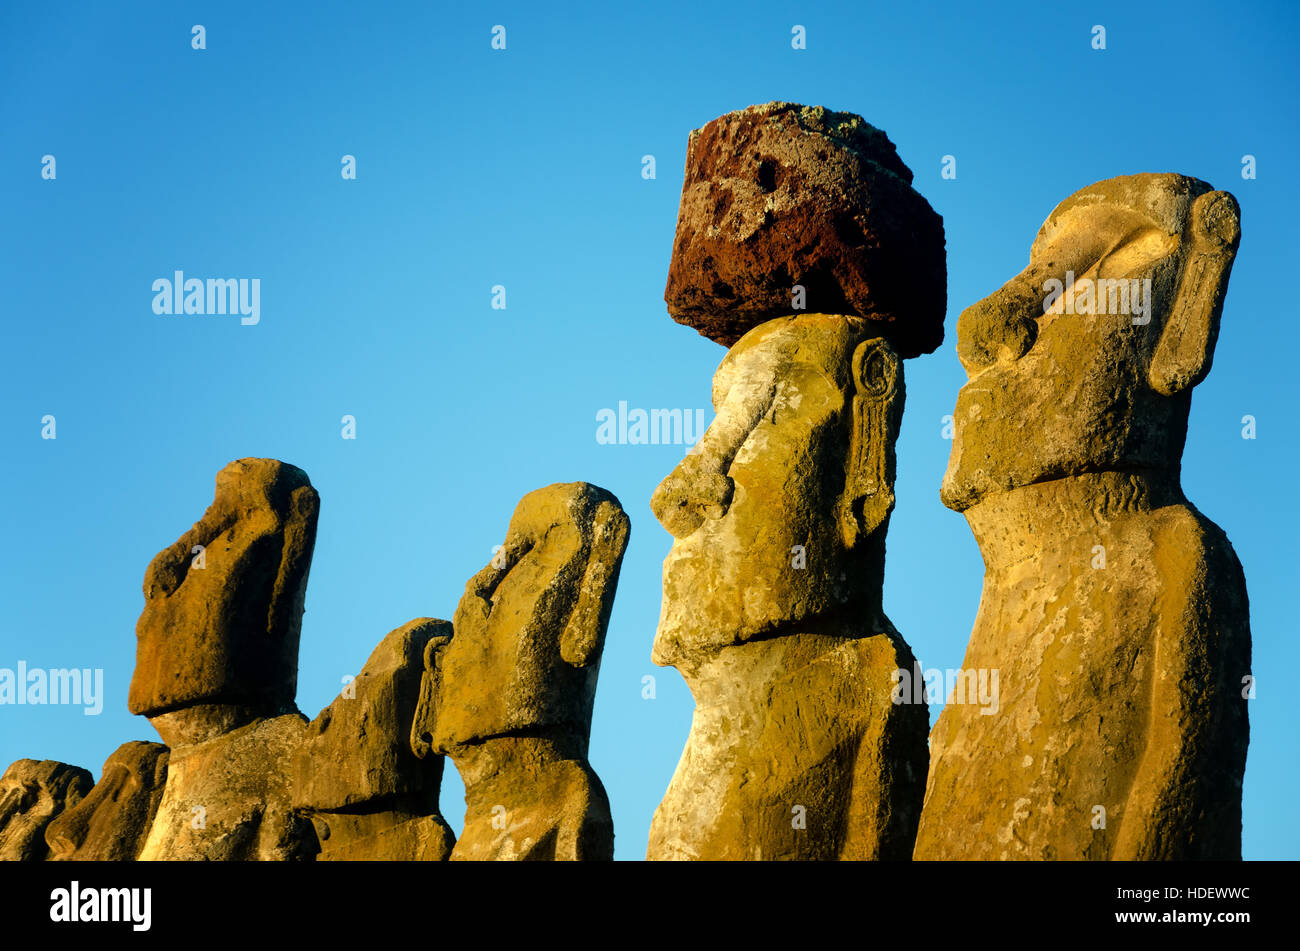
left=2, top=0, right=1296, bottom=860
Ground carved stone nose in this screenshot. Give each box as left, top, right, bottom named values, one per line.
left=955, top=279, right=1039, bottom=374
left=651, top=459, right=735, bottom=539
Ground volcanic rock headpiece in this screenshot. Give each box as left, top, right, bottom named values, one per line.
left=664, top=101, right=946, bottom=357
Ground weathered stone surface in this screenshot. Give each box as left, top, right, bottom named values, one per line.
left=915, top=173, right=1248, bottom=860
left=650, top=630, right=926, bottom=860
left=293, top=618, right=455, bottom=861
left=411, top=482, right=630, bottom=861
left=664, top=102, right=946, bottom=357
left=299, top=810, right=450, bottom=862
left=129, top=458, right=320, bottom=746
left=138, top=714, right=317, bottom=861
left=0, top=759, right=92, bottom=861
left=45, top=742, right=168, bottom=861
left=443, top=736, right=613, bottom=862
left=646, top=314, right=929, bottom=860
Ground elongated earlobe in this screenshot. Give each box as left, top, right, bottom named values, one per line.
left=267, top=485, right=319, bottom=639
left=839, top=338, right=903, bottom=548
left=409, top=630, right=452, bottom=759
left=1149, top=190, right=1241, bottom=396
left=560, top=501, right=631, bottom=668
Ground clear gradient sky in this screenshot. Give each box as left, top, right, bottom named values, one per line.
left=2, top=0, right=1297, bottom=860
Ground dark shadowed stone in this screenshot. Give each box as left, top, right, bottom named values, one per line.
left=0, top=759, right=93, bottom=861
left=45, top=741, right=168, bottom=861
left=293, top=618, right=455, bottom=861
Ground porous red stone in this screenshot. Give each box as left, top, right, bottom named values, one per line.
left=664, top=102, right=946, bottom=357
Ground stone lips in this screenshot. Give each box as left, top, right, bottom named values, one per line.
left=664, top=102, right=946, bottom=357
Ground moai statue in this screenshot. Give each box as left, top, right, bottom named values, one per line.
left=293, top=618, right=456, bottom=861
left=647, top=102, right=945, bottom=860
left=130, top=458, right=321, bottom=861
left=410, top=482, right=630, bottom=861
left=45, top=742, right=169, bottom=861
left=914, top=173, right=1249, bottom=860
left=0, top=759, right=92, bottom=860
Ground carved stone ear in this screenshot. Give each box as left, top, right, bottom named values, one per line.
left=267, top=485, right=320, bottom=639
left=838, top=338, right=903, bottom=548
left=423, top=632, right=452, bottom=673
left=852, top=336, right=899, bottom=400
left=409, top=664, right=438, bottom=759
left=559, top=502, right=631, bottom=668
left=1148, top=190, right=1241, bottom=396
left=410, top=631, right=452, bottom=759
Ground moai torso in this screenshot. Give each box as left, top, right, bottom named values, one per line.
left=920, top=474, right=1249, bottom=859
left=650, top=626, right=926, bottom=860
